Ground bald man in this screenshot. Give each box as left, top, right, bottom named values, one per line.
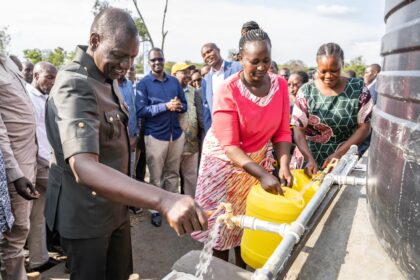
left=45, top=8, right=207, bottom=279
left=26, top=62, right=57, bottom=272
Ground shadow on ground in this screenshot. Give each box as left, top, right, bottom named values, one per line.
left=42, top=211, right=203, bottom=280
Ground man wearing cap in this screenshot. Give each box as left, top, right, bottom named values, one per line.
left=172, top=63, right=203, bottom=198
left=136, top=48, right=187, bottom=227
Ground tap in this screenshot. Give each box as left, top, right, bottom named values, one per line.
left=214, top=203, right=294, bottom=237
left=215, top=203, right=239, bottom=229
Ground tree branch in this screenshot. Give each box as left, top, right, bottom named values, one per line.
left=132, top=0, right=154, bottom=47
left=160, top=0, right=169, bottom=52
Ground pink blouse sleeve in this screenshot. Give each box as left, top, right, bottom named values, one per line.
left=212, top=83, right=241, bottom=148
left=272, top=78, right=292, bottom=143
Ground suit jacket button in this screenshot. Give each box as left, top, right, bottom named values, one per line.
left=91, top=191, right=97, bottom=196
left=78, top=122, right=85, bottom=128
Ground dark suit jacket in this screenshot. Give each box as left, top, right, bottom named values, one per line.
left=45, top=45, right=130, bottom=239
left=201, top=60, right=242, bottom=132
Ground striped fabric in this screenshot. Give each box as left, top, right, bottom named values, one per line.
left=191, top=130, right=274, bottom=251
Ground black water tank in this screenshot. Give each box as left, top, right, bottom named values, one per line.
left=367, top=0, right=420, bottom=279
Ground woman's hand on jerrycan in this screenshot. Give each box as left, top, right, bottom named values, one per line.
left=304, top=157, right=318, bottom=177
left=259, top=172, right=285, bottom=196
left=279, top=166, right=293, bottom=188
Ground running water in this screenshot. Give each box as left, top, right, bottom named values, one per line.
left=195, top=221, right=220, bottom=280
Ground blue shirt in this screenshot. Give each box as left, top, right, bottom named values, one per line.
left=136, top=72, right=187, bottom=141
left=118, top=78, right=139, bottom=137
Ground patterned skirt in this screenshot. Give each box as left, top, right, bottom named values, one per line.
left=191, top=130, right=274, bottom=251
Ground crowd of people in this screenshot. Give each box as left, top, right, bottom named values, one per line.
left=0, top=7, right=383, bottom=280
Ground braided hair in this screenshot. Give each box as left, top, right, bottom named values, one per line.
left=241, top=21, right=260, bottom=36
left=239, top=27, right=271, bottom=53
left=316, top=42, right=344, bottom=64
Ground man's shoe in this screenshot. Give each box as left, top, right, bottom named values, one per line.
left=27, top=257, right=60, bottom=273
left=129, top=206, right=143, bottom=214
left=151, top=213, right=161, bottom=227
left=27, top=272, right=41, bottom=280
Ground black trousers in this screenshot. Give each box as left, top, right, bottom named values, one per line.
left=136, top=131, right=147, bottom=182
left=61, top=219, right=133, bottom=280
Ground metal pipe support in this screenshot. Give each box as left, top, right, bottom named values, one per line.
left=253, top=145, right=360, bottom=280
left=334, top=175, right=366, bottom=186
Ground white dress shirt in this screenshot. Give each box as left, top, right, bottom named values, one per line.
left=211, top=61, right=226, bottom=96
left=26, top=84, right=50, bottom=167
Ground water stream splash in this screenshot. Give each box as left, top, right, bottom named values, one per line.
left=195, top=206, right=226, bottom=280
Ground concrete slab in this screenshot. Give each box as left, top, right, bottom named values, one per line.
left=171, top=250, right=253, bottom=280
left=285, top=159, right=404, bottom=280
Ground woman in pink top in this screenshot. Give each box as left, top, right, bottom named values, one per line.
left=192, top=26, right=292, bottom=267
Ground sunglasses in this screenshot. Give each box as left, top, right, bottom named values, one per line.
left=150, top=58, right=164, bottom=62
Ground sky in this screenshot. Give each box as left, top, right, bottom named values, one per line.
left=1, top=0, right=386, bottom=67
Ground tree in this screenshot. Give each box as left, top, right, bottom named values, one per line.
left=0, top=26, right=11, bottom=53
left=227, top=49, right=239, bottom=61
left=23, top=49, right=43, bottom=64
left=279, top=59, right=307, bottom=72
left=134, top=17, right=151, bottom=42
left=47, top=47, right=66, bottom=67
left=130, top=0, right=155, bottom=47
left=160, top=0, right=169, bottom=51
left=164, top=61, right=175, bottom=74
left=65, top=51, right=76, bottom=64
left=92, top=0, right=110, bottom=15
left=92, top=0, right=170, bottom=51
left=23, top=47, right=72, bottom=68
left=343, top=56, right=366, bottom=77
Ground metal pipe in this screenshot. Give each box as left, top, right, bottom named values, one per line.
left=334, top=175, right=366, bottom=186
left=252, top=145, right=360, bottom=280
left=230, top=215, right=289, bottom=236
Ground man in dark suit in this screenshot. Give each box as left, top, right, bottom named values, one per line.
left=45, top=8, right=207, bottom=280
left=200, top=43, right=242, bottom=132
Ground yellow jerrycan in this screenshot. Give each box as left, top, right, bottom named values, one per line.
left=291, top=169, right=321, bottom=204
left=241, top=185, right=305, bottom=269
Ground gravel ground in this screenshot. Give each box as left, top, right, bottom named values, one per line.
left=42, top=210, right=203, bottom=280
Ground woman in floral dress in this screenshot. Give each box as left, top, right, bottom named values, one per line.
left=291, top=42, right=373, bottom=174
left=192, top=27, right=292, bottom=267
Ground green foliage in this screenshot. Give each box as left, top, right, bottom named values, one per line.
left=47, top=47, right=66, bottom=67
left=162, top=60, right=206, bottom=75
left=343, top=56, right=366, bottom=78
left=227, top=49, right=238, bottom=61
left=23, top=47, right=75, bottom=68
left=164, top=61, right=175, bottom=74
left=92, top=0, right=110, bottom=16
left=279, top=59, right=308, bottom=72
left=134, top=17, right=150, bottom=42
left=65, top=51, right=76, bottom=64
left=0, top=26, right=11, bottom=53
left=91, top=1, right=153, bottom=46
left=23, top=49, right=43, bottom=64
left=135, top=63, right=144, bottom=74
